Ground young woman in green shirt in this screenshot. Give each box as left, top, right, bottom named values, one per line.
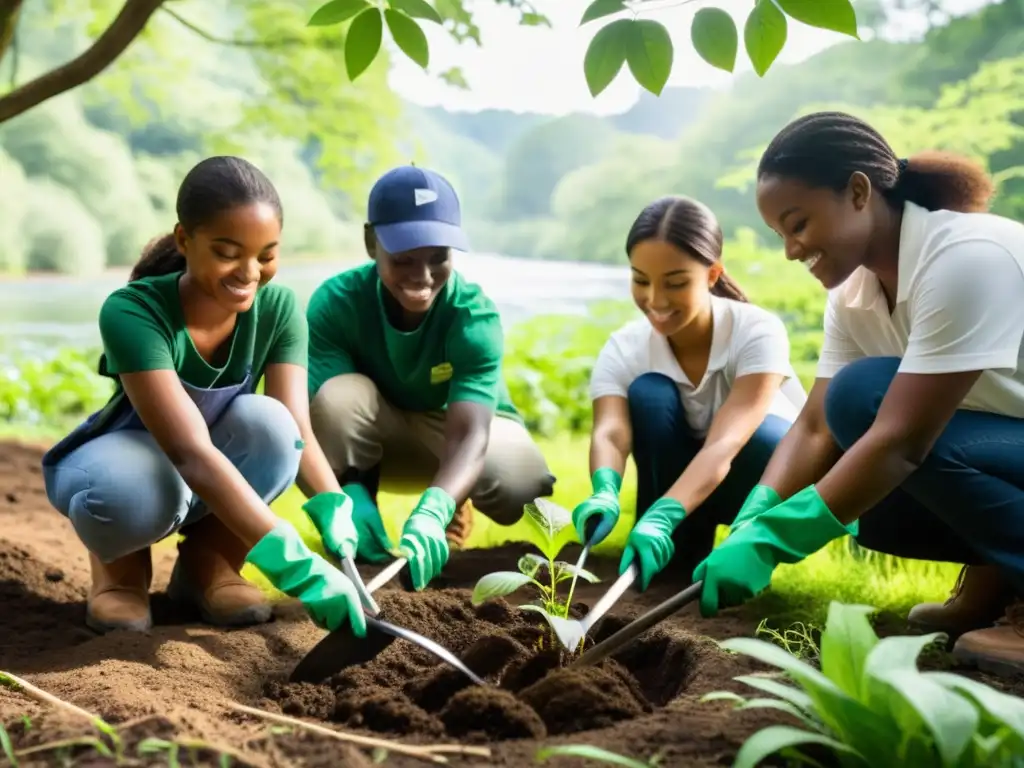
left=41, top=156, right=366, bottom=637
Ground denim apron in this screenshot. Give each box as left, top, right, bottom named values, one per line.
left=41, top=367, right=254, bottom=470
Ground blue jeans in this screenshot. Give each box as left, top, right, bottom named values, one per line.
left=825, top=356, right=1024, bottom=592
left=627, top=372, right=792, bottom=572
left=42, top=394, right=303, bottom=563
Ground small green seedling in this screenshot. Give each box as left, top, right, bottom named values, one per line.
left=704, top=601, right=1024, bottom=768
left=471, top=499, right=600, bottom=650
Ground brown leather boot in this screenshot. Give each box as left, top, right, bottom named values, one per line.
left=445, top=500, right=475, bottom=549
left=87, top=549, right=153, bottom=634
left=907, top=564, right=1014, bottom=637
left=952, top=599, right=1024, bottom=677
left=167, top=515, right=273, bottom=627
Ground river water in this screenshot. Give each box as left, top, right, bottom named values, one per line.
left=0, top=254, right=630, bottom=357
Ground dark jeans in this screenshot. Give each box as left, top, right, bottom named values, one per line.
left=627, top=372, right=792, bottom=579
left=825, top=356, right=1024, bottom=593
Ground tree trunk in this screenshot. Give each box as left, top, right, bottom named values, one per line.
left=0, top=0, right=165, bottom=125
left=0, top=0, right=24, bottom=66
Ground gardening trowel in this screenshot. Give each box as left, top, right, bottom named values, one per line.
left=572, top=579, right=704, bottom=668
left=551, top=563, right=638, bottom=651
left=289, top=555, right=487, bottom=687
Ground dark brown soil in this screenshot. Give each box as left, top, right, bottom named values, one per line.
left=0, top=438, right=1022, bottom=767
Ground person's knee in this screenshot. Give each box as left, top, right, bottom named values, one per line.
left=824, top=357, right=900, bottom=450
left=627, top=373, right=680, bottom=438
left=54, top=439, right=192, bottom=563
left=310, top=374, right=380, bottom=438
left=216, top=394, right=302, bottom=496
left=474, top=431, right=556, bottom=525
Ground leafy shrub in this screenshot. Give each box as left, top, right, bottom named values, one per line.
left=705, top=601, right=1024, bottom=767
left=21, top=180, right=107, bottom=276
left=0, top=347, right=112, bottom=426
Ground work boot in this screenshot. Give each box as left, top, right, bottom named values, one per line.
left=87, top=548, right=153, bottom=634
left=952, top=599, right=1024, bottom=678
left=167, top=514, right=273, bottom=627
left=907, top=564, right=1014, bottom=637
left=445, top=500, right=475, bottom=549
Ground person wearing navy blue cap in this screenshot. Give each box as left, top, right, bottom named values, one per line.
left=302, top=165, right=556, bottom=590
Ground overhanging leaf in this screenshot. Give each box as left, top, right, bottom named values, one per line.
left=388, top=0, right=443, bottom=24
left=775, top=0, right=859, bottom=38
left=624, top=19, right=673, bottom=96
left=582, top=19, right=630, bottom=97
left=743, top=0, right=787, bottom=78
left=690, top=7, right=738, bottom=72
left=819, top=602, right=878, bottom=699
left=308, top=0, right=371, bottom=26
left=579, top=0, right=628, bottom=26
left=344, top=8, right=384, bottom=81
left=471, top=571, right=534, bottom=605
left=733, top=725, right=865, bottom=768
left=384, top=9, right=429, bottom=69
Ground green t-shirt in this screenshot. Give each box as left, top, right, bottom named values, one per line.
left=98, top=271, right=308, bottom=386
left=306, top=262, right=520, bottom=421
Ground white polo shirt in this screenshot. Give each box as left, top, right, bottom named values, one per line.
left=589, top=295, right=807, bottom=438
left=817, top=200, right=1024, bottom=417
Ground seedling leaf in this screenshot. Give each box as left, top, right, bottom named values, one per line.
left=925, top=671, right=1024, bottom=746
left=553, top=561, right=600, bottom=584
left=525, top=499, right=576, bottom=560
left=733, top=725, right=863, bottom=768
left=732, top=674, right=816, bottom=713
left=536, top=743, right=651, bottom=767
left=819, top=602, right=877, bottom=698
left=518, top=553, right=545, bottom=579
left=471, top=571, right=534, bottom=605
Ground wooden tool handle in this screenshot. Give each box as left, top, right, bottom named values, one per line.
left=573, top=580, right=703, bottom=668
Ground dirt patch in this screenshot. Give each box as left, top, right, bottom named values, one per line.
left=0, top=438, right=1022, bottom=767
left=259, top=590, right=710, bottom=743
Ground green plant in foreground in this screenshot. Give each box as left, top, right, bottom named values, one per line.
left=471, top=499, right=600, bottom=646
left=704, top=601, right=1024, bottom=767
left=535, top=743, right=661, bottom=766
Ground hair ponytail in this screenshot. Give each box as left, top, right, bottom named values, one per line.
left=130, top=233, right=186, bottom=282
left=626, top=195, right=750, bottom=303
left=758, top=111, right=996, bottom=215
left=892, top=150, right=993, bottom=213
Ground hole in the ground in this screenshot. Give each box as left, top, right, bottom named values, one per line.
left=260, top=590, right=700, bottom=742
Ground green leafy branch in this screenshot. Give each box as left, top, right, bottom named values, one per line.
left=306, top=0, right=863, bottom=97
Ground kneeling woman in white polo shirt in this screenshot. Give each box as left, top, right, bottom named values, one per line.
left=692, top=110, right=1024, bottom=676
left=570, top=195, right=807, bottom=589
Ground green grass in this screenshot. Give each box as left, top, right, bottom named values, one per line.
left=251, top=434, right=961, bottom=629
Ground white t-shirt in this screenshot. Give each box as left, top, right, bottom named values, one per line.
left=817, top=200, right=1024, bottom=417
left=589, top=295, right=807, bottom=438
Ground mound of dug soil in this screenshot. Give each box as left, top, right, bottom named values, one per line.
left=261, top=590, right=708, bottom=743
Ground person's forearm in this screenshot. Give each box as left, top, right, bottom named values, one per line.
left=661, top=444, right=733, bottom=514
left=175, top=445, right=280, bottom=548
left=589, top=430, right=629, bottom=479
left=759, top=421, right=843, bottom=501
left=815, top=428, right=917, bottom=525
left=294, top=424, right=343, bottom=499
left=430, top=429, right=489, bottom=506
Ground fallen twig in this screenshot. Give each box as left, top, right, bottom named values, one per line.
left=228, top=701, right=491, bottom=764
left=0, top=672, right=101, bottom=725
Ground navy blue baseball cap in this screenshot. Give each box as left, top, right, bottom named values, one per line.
left=367, top=165, right=470, bottom=254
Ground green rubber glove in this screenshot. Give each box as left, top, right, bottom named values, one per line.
left=571, top=467, right=622, bottom=547
left=729, top=484, right=782, bottom=533
left=302, top=491, right=358, bottom=561
left=399, top=487, right=457, bottom=591
left=619, top=497, right=688, bottom=591
left=343, top=482, right=395, bottom=564
left=693, top=485, right=858, bottom=618
left=244, top=519, right=366, bottom=637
